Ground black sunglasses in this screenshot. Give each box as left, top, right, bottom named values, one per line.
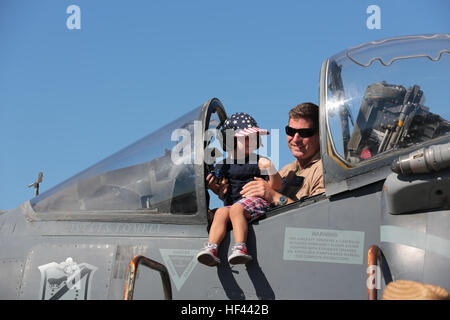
left=285, top=126, right=317, bottom=138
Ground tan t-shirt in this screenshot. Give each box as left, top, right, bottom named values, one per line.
left=279, top=152, right=325, bottom=201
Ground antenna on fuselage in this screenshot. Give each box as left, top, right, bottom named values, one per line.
left=28, top=171, right=43, bottom=197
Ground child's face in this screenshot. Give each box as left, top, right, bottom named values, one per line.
left=235, top=135, right=258, bottom=156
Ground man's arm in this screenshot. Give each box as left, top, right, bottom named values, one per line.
left=240, top=177, right=295, bottom=206
left=307, top=164, right=325, bottom=197
left=267, top=172, right=283, bottom=192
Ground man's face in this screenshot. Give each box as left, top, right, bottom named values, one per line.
left=287, top=117, right=320, bottom=162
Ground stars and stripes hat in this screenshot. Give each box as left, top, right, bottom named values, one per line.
left=223, top=112, right=269, bottom=137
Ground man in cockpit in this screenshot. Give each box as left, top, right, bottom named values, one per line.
left=239, top=102, right=325, bottom=206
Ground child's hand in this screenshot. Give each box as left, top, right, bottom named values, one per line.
left=258, top=157, right=272, bottom=170
left=258, top=158, right=278, bottom=175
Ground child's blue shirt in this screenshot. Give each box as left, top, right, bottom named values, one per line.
left=215, top=154, right=267, bottom=206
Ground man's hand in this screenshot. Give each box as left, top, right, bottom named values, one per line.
left=240, top=177, right=276, bottom=203
left=206, top=173, right=228, bottom=201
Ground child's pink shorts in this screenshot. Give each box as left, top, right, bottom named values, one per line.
left=227, top=196, right=272, bottom=220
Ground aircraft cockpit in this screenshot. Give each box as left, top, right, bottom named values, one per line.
left=28, top=101, right=228, bottom=224
left=321, top=34, right=450, bottom=195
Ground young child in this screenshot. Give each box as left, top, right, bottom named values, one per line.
left=197, top=112, right=282, bottom=266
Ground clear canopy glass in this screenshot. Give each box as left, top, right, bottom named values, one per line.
left=31, top=106, right=203, bottom=214
left=325, top=34, right=450, bottom=165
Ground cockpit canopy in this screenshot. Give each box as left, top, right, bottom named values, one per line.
left=30, top=100, right=227, bottom=220
left=325, top=34, right=450, bottom=164
left=322, top=34, right=450, bottom=194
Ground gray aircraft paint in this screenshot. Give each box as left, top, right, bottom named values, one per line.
left=381, top=225, right=450, bottom=259
left=159, top=249, right=198, bottom=291
left=1, top=34, right=450, bottom=300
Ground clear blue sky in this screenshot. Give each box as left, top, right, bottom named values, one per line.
left=1, top=0, right=449, bottom=209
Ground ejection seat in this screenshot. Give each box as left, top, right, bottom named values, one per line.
left=347, top=81, right=450, bottom=163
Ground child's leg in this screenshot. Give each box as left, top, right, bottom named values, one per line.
left=208, top=206, right=230, bottom=246
left=229, top=203, right=251, bottom=244
left=197, top=206, right=230, bottom=267
left=228, top=202, right=252, bottom=265
left=227, top=197, right=271, bottom=265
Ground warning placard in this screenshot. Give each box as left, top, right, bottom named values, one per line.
left=283, top=227, right=365, bottom=265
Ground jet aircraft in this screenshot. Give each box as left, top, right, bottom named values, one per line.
left=1, top=33, right=449, bottom=300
